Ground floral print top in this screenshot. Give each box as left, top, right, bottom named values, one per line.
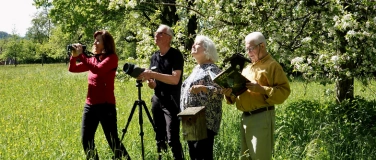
left=180, top=63, right=223, bottom=133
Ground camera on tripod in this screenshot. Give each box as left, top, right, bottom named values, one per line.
left=123, top=63, right=145, bottom=78
left=120, top=64, right=157, bottom=160
left=123, top=63, right=160, bottom=79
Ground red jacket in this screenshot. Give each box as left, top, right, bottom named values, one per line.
left=69, top=53, right=118, bottom=105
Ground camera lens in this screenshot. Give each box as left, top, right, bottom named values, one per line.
left=123, top=63, right=145, bottom=78
left=123, top=63, right=135, bottom=74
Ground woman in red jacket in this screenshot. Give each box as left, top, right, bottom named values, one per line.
left=69, top=30, right=130, bottom=160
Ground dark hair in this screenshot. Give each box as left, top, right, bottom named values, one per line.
left=93, top=30, right=116, bottom=55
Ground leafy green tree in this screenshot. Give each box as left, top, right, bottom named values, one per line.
left=109, top=0, right=376, bottom=102
left=34, top=0, right=141, bottom=59
left=44, top=26, right=73, bottom=62
left=173, top=0, right=376, bottom=102
left=26, top=8, right=52, bottom=65
left=0, top=39, right=8, bottom=64
left=108, top=0, right=197, bottom=57
left=26, top=9, right=51, bottom=44
left=2, top=34, right=22, bottom=66
left=271, top=0, right=376, bottom=102
left=33, top=0, right=376, bottom=102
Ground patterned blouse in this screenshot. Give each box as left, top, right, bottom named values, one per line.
left=180, top=63, right=223, bottom=133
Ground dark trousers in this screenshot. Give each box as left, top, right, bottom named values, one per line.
left=187, top=129, right=216, bottom=160
left=151, top=94, right=183, bottom=160
left=81, top=103, right=130, bottom=160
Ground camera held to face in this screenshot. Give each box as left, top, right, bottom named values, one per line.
left=66, top=44, right=95, bottom=57
left=67, top=44, right=87, bottom=52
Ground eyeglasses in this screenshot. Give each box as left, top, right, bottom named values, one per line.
left=154, top=32, right=171, bottom=37
left=245, top=43, right=261, bottom=52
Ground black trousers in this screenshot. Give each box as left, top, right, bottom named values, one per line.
left=151, top=94, right=184, bottom=160
left=187, top=129, right=216, bottom=160
left=81, top=103, right=130, bottom=160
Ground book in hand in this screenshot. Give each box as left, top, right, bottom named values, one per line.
left=209, top=67, right=250, bottom=96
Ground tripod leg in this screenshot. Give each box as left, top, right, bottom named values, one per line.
left=140, top=100, right=156, bottom=130
left=120, top=100, right=138, bottom=141
left=137, top=100, right=146, bottom=160
left=140, top=100, right=163, bottom=160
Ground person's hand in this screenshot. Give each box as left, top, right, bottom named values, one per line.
left=246, top=81, right=266, bottom=94
left=190, top=85, right=208, bottom=94
left=138, top=69, right=153, bottom=81
left=147, top=79, right=156, bottom=89
left=222, top=88, right=233, bottom=97
left=71, top=43, right=83, bottom=57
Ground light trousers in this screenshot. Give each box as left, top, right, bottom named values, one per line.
left=240, top=110, right=275, bottom=160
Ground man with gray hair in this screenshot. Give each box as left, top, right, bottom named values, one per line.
left=223, top=32, right=291, bottom=160
left=138, top=24, right=184, bottom=160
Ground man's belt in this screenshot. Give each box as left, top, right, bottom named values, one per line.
left=243, top=106, right=274, bottom=116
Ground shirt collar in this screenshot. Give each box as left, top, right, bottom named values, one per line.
left=252, top=53, right=271, bottom=65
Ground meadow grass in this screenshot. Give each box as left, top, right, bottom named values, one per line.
left=0, top=64, right=375, bottom=159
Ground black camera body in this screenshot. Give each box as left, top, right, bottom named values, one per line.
left=67, top=44, right=87, bottom=52
left=66, top=44, right=95, bottom=57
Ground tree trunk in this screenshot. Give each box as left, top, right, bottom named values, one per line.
left=185, top=0, right=197, bottom=50
left=335, top=75, right=354, bottom=103
left=14, top=53, right=17, bottom=67
left=42, top=53, right=44, bottom=66
left=160, top=0, right=179, bottom=26
left=335, top=30, right=354, bottom=103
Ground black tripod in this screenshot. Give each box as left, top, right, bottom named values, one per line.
left=120, top=80, right=156, bottom=160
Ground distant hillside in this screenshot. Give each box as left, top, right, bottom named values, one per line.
left=0, top=31, right=10, bottom=39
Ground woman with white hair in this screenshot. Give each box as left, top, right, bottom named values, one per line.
left=180, top=35, right=223, bottom=160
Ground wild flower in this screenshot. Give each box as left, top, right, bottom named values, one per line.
left=331, top=56, right=339, bottom=63
left=301, top=37, right=312, bottom=43
left=343, top=14, right=352, bottom=21
left=291, top=57, right=304, bottom=65
left=333, top=16, right=339, bottom=22
left=347, top=30, right=356, bottom=36
left=307, top=57, right=312, bottom=64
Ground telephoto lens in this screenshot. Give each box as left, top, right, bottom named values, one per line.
left=123, top=63, right=145, bottom=78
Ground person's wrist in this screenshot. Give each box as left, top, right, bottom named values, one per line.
left=151, top=72, right=156, bottom=79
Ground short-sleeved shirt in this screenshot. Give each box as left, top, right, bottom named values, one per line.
left=149, top=47, right=184, bottom=96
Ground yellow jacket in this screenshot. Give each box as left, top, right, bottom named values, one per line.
left=225, top=54, right=291, bottom=111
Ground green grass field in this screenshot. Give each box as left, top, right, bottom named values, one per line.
left=0, top=64, right=375, bottom=159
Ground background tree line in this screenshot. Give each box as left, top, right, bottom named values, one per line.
left=1, top=0, right=375, bottom=103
